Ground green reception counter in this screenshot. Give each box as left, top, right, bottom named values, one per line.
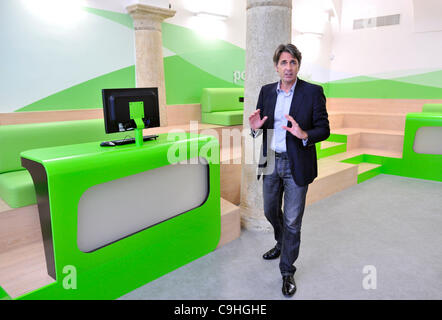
left=18, top=133, right=221, bottom=299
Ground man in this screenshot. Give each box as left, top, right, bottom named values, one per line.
left=248, top=44, right=330, bottom=297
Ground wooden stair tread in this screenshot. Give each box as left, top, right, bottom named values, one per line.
left=317, top=158, right=356, bottom=178
left=352, top=148, right=401, bottom=159
left=329, top=111, right=408, bottom=116
left=331, top=127, right=404, bottom=136
left=325, top=148, right=402, bottom=160
left=0, top=241, right=55, bottom=299
left=320, top=141, right=345, bottom=149
left=357, top=163, right=382, bottom=174
left=0, top=205, right=41, bottom=254
left=307, top=162, right=358, bottom=206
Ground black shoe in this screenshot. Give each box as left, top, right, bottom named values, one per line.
left=282, top=275, right=297, bottom=297
left=262, top=247, right=281, bottom=260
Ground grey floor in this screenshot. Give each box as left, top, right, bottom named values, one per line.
left=120, top=174, right=442, bottom=300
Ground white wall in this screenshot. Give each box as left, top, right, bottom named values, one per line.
left=0, top=0, right=135, bottom=112
left=167, top=0, right=246, bottom=49
left=85, top=0, right=247, bottom=49
left=329, top=0, right=442, bottom=81
left=413, top=0, right=442, bottom=32
left=292, top=0, right=335, bottom=83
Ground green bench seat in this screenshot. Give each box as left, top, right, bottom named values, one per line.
left=422, top=104, right=442, bottom=113
left=201, top=110, right=243, bottom=126
left=0, top=170, right=35, bottom=208
left=201, top=88, right=244, bottom=126
left=0, top=118, right=129, bottom=208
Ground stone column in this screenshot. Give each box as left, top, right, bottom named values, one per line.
left=240, top=0, right=292, bottom=231
left=127, top=4, right=175, bottom=127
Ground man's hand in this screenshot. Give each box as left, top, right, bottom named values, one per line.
left=282, top=114, right=308, bottom=140
left=249, top=109, right=268, bottom=130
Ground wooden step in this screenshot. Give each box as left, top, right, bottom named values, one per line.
left=318, top=140, right=346, bottom=158
left=306, top=158, right=358, bottom=205
left=344, top=112, right=406, bottom=131
left=217, top=198, right=241, bottom=249
left=325, top=148, right=402, bottom=161
left=220, top=143, right=242, bottom=205
left=332, top=128, right=404, bottom=156
left=0, top=240, right=54, bottom=299
left=0, top=205, right=54, bottom=298
left=0, top=205, right=41, bottom=254
left=359, top=130, right=403, bottom=154
left=220, top=162, right=241, bottom=205
left=328, top=112, right=345, bottom=130
left=357, top=162, right=381, bottom=175
left=356, top=162, right=382, bottom=183
left=320, top=141, right=345, bottom=149
left=329, top=112, right=407, bottom=131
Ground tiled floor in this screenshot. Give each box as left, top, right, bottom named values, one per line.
left=120, top=174, right=442, bottom=300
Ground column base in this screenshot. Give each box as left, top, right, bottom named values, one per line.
left=239, top=206, right=272, bottom=232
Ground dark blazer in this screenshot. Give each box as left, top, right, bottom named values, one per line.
left=256, top=78, right=330, bottom=186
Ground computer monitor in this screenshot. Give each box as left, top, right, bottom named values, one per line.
left=102, top=87, right=160, bottom=134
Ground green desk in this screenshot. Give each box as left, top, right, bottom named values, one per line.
left=18, top=133, right=220, bottom=299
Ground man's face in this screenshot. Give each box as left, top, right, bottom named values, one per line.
left=275, top=51, right=299, bottom=85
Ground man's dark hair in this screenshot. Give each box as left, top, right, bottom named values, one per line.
left=273, top=44, right=302, bottom=66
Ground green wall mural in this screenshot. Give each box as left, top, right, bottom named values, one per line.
left=14, top=6, right=245, bottom=112
left=82, top=7, right=133, bottom=29
left=17, top=66, right=136, bottom=112
left=324, top=70, right=442, bottom=99
left=164, top=55, right=242, bottom=105
left=5, top=5, right=441, bottom=113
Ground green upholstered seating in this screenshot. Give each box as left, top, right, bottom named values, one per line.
left=200, top=88, right=244, bottom=126
left=422, top=104, right=442, bottom=113
left=0, top=119, right=128, bottom=208
left=0, top=170, right=35, bottom=208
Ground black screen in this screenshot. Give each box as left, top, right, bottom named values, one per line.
left=102, top=88, right=160, bottom=134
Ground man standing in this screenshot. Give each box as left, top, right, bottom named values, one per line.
left=248, top=44, right=330, bottom=297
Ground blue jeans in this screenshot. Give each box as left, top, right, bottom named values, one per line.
left=263, top=152, right=308, bottom=276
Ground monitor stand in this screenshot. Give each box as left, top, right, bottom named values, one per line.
left=134, top=127, right=143, bottom=147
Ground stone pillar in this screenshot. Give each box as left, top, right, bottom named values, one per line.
left=127, top=4, right=175, bottom=127
left=240, top=0, right=292, bottom=231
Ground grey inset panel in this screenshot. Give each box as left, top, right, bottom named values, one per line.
left=77, top=159, right=209, bottom=253
left=413, top=126, right=442, bottom=155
